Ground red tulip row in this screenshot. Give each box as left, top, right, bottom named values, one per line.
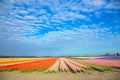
left=0, top=58, right=58, bottom=71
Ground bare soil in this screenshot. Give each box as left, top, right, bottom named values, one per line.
left=0, top=70, right=120, bottom=80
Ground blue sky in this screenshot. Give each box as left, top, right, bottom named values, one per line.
left=0, top=0, right=120, bottom=56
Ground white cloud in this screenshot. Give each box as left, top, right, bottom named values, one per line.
left=70, top=0, right=107, bottom=12
left=18, top=10, right=28, bottom=15
left=52, top=11, right=88, bottom=21
left=39, top=9, right=47, bottom=14
left=6, top=24, right=117, bottom=56
left=16, top=24, right=119, bottom=47
left=24, top=15, right=37, bottom=20
left=82, top=0, right=106, bottom=7
left=38, top=15, right=50, bottom=21
left=0, top=0, right=14, bottom=15
left=50, top=19, right=63, bottom=24
left=105, top=0, right=120, bottom=9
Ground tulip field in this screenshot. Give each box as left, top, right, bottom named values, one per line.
left=46, top=58, right=87, bottom=72
left=0, top=58, right=58, bottom=72
left=0, top=57, right=120, bottom=73
left=80, top=59, right=120, bottom=67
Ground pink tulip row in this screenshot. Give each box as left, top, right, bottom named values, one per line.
left=47, top=58, right=86, bottom=72
left=64, top=58, right=83, bottom=71
left=80, top=59, right=120, bottom=67
left=59, top=58, right=69, bottom=71
left=65, top=58, right=87, bottom=68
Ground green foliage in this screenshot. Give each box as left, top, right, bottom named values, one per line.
left=0, top=68, right=19, bottom=72
left=0, top=68, right=46, bottom=73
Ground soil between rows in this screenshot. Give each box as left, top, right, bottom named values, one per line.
left=0, top=70, right=120, bottom=80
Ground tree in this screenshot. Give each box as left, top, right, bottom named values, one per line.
left=106, top=53, right=110, bottom=56
left=116, top=53, right=120, bottom=56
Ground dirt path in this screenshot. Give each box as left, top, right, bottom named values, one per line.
left=0, top=71, right=120, bottom=80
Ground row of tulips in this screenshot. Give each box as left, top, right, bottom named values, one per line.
left=64, top=58, right=83, bottom=71
left=72, top=58, right=116, bottom=72
left=0, top=59, right=49, bottom=67
left=59, top=58, right=69, bottom=71
left=80, top=59, right=120, bottom=67
left=0, top=58, right=57, bottom=72
left=47, top=58, right=86, bottom=72
left=0, top=59, right=40, bottom=65
left=65, top=58, right=87, bottom=68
